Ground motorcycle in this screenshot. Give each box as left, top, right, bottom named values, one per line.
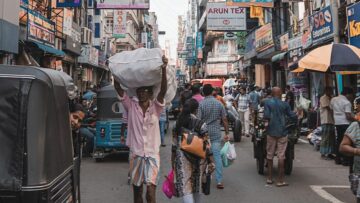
left=224, top=95, right=242, bottom=142
left=251, top=107, right=297, bottom=175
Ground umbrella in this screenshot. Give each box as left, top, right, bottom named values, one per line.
left=223, top=79, right=238, bottom=88
left=83, top=91, right=96, bottom=100
left=295, top=43, right=360, bottom=72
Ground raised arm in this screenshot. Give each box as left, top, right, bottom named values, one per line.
left=157, top=56, right=168, bottom=104
left=114, top=80, right=125, bottom=97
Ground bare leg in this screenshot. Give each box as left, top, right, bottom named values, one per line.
left=133, top=185, right=144, bottom=203
left=267, top=159, right=273, bottom=182
left=146, top=184, right=157, bottom=203
left=278, top=159, right=285, bottom=183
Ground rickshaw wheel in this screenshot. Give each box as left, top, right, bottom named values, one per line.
left=233, top=119, right=242, bottom=142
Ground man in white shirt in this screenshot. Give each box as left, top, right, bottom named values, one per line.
left=330, top=87, right=355, bottom=166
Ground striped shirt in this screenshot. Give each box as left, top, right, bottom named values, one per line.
left=235, top=94, right=250, bottom=112
left=198, top=96, right=227, bottom=142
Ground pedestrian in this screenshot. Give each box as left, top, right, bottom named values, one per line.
left=198, top=84, right=230, bottom=189
left=234, top=87, right=250, bottom=137
left=330, top=87, right=355, bottom=166
left=192, top=84, right=204, bottom=103
left=172, top=98, right=215, bottom=203
left=159, top=108, right=167, bottom=147
left=213, top=87, right=226, bottom=107
left=114, top=56, right=168, bottom=203
left=249, top=86, right=261, bottom=112
left=285, top=85, right=295, bottom=111
left=263, top=87, right=297, bottom=187
left=339, top=121, right=360, bottom=202
left=70, top=103, right=85, bottom=157
left=319, top=87, right=335, bottom=160
left=181, top=83, right=193, bottom=106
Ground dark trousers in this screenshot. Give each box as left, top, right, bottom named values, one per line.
left=335, top=125, right=350, bottom=164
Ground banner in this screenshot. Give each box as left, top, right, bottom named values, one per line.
left=113, top=10, right=127, bottom=38
left=63, top=8, right=73, bottom=36
left=56, top=0, right=81, bottom=7
left=245, top=30, right=256, bottom=59
left=255, top=23, right=273, bottom=52
left=96, top=0, right=149, bottom=9
left=347, top=2, right=360, bottom=48
left=207, top=2, right=246, bottom=31
left=26, top=8, right=55, bottom=47
left=226, top=0, right=273, bottom=8
left=196, top=32, right=203, bottom=59
left=206, top=63, right=228, bottom=76
left=250, top=6, right=264, bottom=18
left=309, top=6, right=334, bottom=44
left=280, top=33, right=289, bottom=51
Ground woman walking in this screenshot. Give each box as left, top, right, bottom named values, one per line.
left=172, top=99, right=214, bottom=203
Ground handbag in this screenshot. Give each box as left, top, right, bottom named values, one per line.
left=202, top=164, right=211, bottom=195
left=180, top=128, right=207, bottom=159
left=180, top=119, right=207, bottom=159
left=162, top=169, right=176, bottom=199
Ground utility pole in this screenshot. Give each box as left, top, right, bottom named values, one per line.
left=331, top=0, right=342, bottom=94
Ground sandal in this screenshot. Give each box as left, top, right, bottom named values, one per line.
left=276, top=182, right=289, bottom=187
left=217, top=183, right=224, bottom=189
left=266, top=179, right=273, bottom=185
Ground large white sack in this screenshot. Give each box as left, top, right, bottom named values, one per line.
left=109, top=48, right=177, bottom=102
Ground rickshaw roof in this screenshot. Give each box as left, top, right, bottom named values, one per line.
left=98, top=85, right=119, bottom=99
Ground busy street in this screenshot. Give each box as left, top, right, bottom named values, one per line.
left=2, top=0, right=360, bottom=203
left=80, top=129, right=353, bottom=203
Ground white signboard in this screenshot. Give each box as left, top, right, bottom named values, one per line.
left=113, top=10, right=127, bottom=38
left=96, top=0, right=149, bottom=9
left=207, top=2, right=247, bottom=31
left=63, top=8, right=73, bottom=36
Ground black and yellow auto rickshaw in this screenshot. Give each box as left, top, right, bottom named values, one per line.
left=0, top=65, right=80, bottom=202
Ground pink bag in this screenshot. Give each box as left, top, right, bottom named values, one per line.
left=162, top=169, right=175, bottom=199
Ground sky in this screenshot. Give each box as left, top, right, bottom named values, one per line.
left=150, top=0, right=188, bottom=59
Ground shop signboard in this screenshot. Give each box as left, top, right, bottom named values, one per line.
left=63, top=8, right=73, bottom=36
left=347, top=2, right=360, bottom=48
left=78, top=45, right=99, bottom=67
left=207, top=2, right=247, bottom=31
left=113, top=10, right=127, bottom=38
left=255, top=23, right=273, bottom=52
left=196, top=32, right=203, bottom=59
left=56, top=0, right=81, bottom=8
left=96, top=0, right=149, bottom=9
left=237, top=31, right=247, bottom=55
left=279, top=33, right=289, bottom=51
left=288, top=35, right=304, bottom=68
left=206, top=63, right=228, bottom=76
left=26, top=8, right=56, bottom=47
left=244, top=30, right=256, bottom=59
left=302, top=27, right=312, bottom=49
left=309, top=6, right=334, bottom=45
left=288, top=35, right=302, bottom=50
left=226, top=0, right=273, bottom=8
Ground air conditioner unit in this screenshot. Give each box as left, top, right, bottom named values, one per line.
left=81, top=27, right=93, bottom=45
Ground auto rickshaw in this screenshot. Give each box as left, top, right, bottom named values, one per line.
left=0, top=65, right=80, bottom=202
left=93, top=85, right=128, bottom=162
left=250, top=107, right=297, bottom=175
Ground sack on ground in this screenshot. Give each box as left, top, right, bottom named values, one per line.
left=109, top=48, right=177, bottom=102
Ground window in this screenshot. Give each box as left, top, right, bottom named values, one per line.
left=95, top=23, right=100, bottom=38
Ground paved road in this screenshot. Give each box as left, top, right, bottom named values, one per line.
left=81, top=122, right=354, bottom=203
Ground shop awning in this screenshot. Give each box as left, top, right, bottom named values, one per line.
left=33, top=42, right=65, bottom=57
left=271, top=52, right=287, bottom=62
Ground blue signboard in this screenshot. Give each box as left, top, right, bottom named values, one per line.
left=56, top=0, right=82, bottom=8
left=309, top=6, right=334, bottom=45
left=196, top=32, right=203, bottom=49
left=347, top=2, right=360, bottom=48
left=244, top=30, right=256, bottom=60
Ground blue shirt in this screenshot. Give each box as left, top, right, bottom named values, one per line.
left=198, top=96, right=227, bottom=142
left=264, top=98, right=297, bottom=137
left=249, top=91, right=260, bottom=110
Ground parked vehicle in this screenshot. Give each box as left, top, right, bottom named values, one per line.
left=251, top=108, right=297, bottom=175
left=0, top=65, right=80, bottom=202
left=93, top=85, right=128, bottom=162
left=224, top=95, right=242, bottom=142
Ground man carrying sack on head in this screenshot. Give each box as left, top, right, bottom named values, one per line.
left=114, top=56, right=168, bottom=203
